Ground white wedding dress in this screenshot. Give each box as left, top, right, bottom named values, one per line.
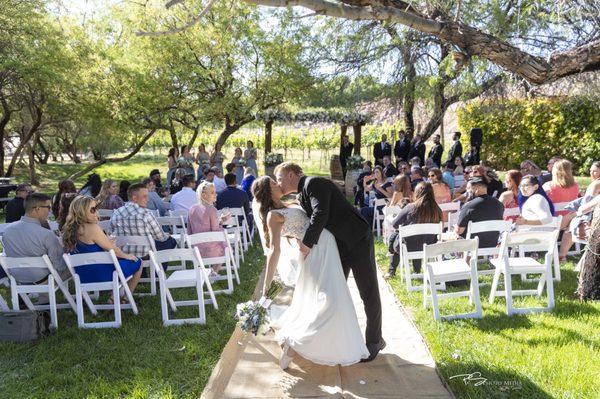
left=269, top=207, right=369, bottom=366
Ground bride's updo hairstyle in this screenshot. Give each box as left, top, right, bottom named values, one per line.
left=252, top=176, right=280, bottom=248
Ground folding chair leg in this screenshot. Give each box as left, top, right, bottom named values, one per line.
left=489, top=269, right=501, bottom=304
left=428, top=270, right=441, bottom=321
left=196, top=278, right=205, bottom=324
left=48, top=277, right=58, bottom=329
left=553, top=244, right=561, bottom=281
left=199, top=266, right=218, bottom=310
left=75, top=281, right=85, bottom=328
left=160, top=284, right=170, bottom=324
left=504, top=272, right=514, bottom=315
left=113, top=278, right=122, bottom=327
left=0, top=294, right=8, bottom=311
left=546, top=265, right=555, bottom=309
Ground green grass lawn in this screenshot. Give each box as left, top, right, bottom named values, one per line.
left=375, top=241, right=600, bottom=399
left=0, top=244, right=264, bottom=399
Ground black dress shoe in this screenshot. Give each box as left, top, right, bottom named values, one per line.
left=361, top=338, right=386, bottom=363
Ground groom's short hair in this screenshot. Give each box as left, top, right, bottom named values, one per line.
left=274, top=162, right=303, bottom=176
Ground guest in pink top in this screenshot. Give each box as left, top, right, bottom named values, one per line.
left=542, top=159, right=580, bottom=261
left=428, top=168, right=452, bottom=222
left=499, top=169, right=522, bottom=221
left=187, top=181, right=228, bottom=273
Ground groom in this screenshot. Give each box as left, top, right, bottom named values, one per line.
left=275, top=162, right=385, bottom=361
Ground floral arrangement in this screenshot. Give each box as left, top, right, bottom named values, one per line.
left=346, top=155, right=365, bottom=170
left=238, top=158, right=247, bottom=167
left=235, top=281, right=284, bottom=336
left=264, top=153, right=284, bottom=166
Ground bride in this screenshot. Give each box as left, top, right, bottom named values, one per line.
left=252, top=176, right=369, bottom=369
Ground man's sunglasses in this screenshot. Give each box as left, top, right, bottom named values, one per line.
left=36, top=205, right=51, bottom=210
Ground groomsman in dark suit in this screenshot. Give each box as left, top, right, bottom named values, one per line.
left=373, top=134, right=392, bottom=167
left=339, top=134, right=354, bottom=178
left=427, top=134, right=444, bottom=167
left=446, top=131, right=463, bottom=165
left=393, top=130, right=411, bottom=163
left=408, top=134, right=426, bottom=166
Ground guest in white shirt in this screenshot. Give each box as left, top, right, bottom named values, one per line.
left=212, top=167, right=227, bottom=194
left=170, top=175, right=197, bottom=212
left=515, top=175, right=555, bottom=226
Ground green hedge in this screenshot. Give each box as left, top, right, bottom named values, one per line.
left=457, top=97, right=600, bottom=174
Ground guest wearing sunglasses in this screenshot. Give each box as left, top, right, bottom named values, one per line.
left=62, top=196, right=142, bottom=302
left=1, top=193, right=70, bottom=288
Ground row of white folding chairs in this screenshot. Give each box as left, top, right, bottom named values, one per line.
left=422, top=230, right=558, bottom=321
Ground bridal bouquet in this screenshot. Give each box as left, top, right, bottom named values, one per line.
left=236, top=280, right=284, bottom=335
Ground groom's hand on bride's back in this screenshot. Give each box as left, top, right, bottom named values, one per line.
left=297, top=239, right=311, bottom=259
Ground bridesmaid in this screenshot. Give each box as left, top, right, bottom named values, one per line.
left=167, top=147, right=179, bottom=187
left=244, top=140, right=258, bottom=176
left=195, top=143, right=211, bottom=180
left=232, top=147, right=245, bottom=184
left=210, top=146, right=225, bottom=174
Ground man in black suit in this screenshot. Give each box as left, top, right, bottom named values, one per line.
left=427, top=134, right=444, bottom=167
left=408, top=134, right=426, bottom=166
left=373, top=134, right=391, bottom=167
left=275, top=162, right=385, bottom=362
left=393, top=130, right=411, bottom=163
left=446, top=131, right=463, bottom=165
left=216, top=173, right=253, bottom=226
left=339, top=134, right=354, bottom=178
left=5, top=184, right=32, bottom=223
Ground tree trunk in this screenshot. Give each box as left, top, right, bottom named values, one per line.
left=353, top=124, right=362, bottom=155
left=0, top=97, right=12, bottom=177
left=578, top=204, right=600, bottom=300
left=27, top=141, right=38, bottom=186
left=401, top=43, right=416, bottom=134
left=188, top=125, right=201, bottom=149
left=169, top=119, right=178, bottom=150
left=68, top=130, right=157, bottom=180
left=264, top=120, right=273, bottom=155
left=5, top=107, right=43, bottom=177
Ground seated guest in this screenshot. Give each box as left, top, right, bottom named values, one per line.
left=410, top=167, right=424, bottom=190
left=409, top=156, right=421, bottom=168
left=386, top=182, right=442, bottom=278
left=170, top=175, right=197, bottom=213
left=515, top=175, right=555, bottom=227
left=188, top=181, right=228, bottom=276
left=520, top=160, right=542, bottom=180
left=169, top=169, right=186, bottom=195
left=453, top=156, right=464, bottom=176
left=118, top=180, right=131, bottom=202
left=57, top=193, right=78, bottom=230
left=428, top=168, right=452, bottom=204
left=203, top=167, right=216, bottom=184
left=143, top=178, right=169, bottom=216
left=382, top=155, right=398, bottom=179
left=79, top=173, right=102, bottom=198
left=463, top=145, right=480, bottom=166
left=354, top=160, right=372, bottom=207
left=565, top=162, right=600, bottom=243
left=442, top=162, right=455, bottom=193
left=95, top=179, right=124, bottom=210
left=453, top=167, right=472, bottom=201
left=52, top=179, right=76, bottom=217
left=217, top=173, right=253, bottom=227
left=486, top=169, right=504, bottom=198
left=543, top=159, right=580, bottom=260
left=5, top=184, right=32, bottom=223
left=540, top=156, right=561, bottom=185
left=240, top=167, right=256, bottom=201
left=2, top=193, right=69, bottom=284
left=360, top=166, right=392, bottom=227
left=62, top=196, right=142, bottom=300
left=110, top=183, right=177, bottom=255
left=454, top=178, right=504, bottom=248
left=396, top=160, right=409, bottom=177
left=149, top=169, right=163, bottom=193
left=499, top=169, right=522, bottom=221
left=389, top=174, right=413, bottom=206
left=212, top=167, right=227, bottom=194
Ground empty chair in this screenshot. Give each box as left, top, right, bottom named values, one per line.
left=382, top=205, right=402, bottom=241
left=149, top=248, right=218, bottom=326
left=227, top=207, right=252, bottom=252
left=168, top=209, right=188, bottom=222
left=63, top=250, right=138, bottom=328
left=156, top=216, right=187, bottom=250
left=423, top=238, right=482, bottom=321
left=0, top=255, right=77, bottom=329
left=114, top=235, right=157, bottom=295
left=466, top=220, right=513, bottom=277
left=397, top=222, right=443, bottom=291
left=517, top=215, right=562, bottom=281
left=489, top=230, right=559, bottom=315
left=186, top=231, right=239, bottom=294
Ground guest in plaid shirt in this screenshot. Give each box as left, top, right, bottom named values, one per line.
left=110, top=183, right=178, bottom=257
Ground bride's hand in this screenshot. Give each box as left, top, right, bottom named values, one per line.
left=297, top=239, right=310, bottom=259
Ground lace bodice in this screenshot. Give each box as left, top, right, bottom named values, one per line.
left=273, top=207, right=310, bottom=240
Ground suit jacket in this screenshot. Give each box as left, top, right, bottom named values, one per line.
left=297, top=176, right=369, bottom=256
left=339, top=143, right=354, bottom=166
left=447, top=140, right=463, bottom=163
left=373, top=141, right=392, bottom=162
left=216, top=186, right=252, bottom=225
left=428, top=143, right=444, bottom=167
left=409, top=142, right=426, bottom=166
left=394, top=138, right=410, bottom=162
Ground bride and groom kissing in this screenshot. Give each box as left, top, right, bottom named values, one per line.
left=251, top=162, right=385, bottom=370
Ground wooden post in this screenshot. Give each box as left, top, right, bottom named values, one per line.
left=264, top=120, right=273, bottom=156
left=340, top=125, right=348, bottom=154
left=353, top=124, right=362, bottom=155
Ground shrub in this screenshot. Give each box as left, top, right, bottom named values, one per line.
left=457, top=97, right=600, bottom=174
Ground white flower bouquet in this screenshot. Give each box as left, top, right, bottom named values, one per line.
left=264, top=153, right=284, bottom=167
left=236, top=280, right=283, bottom=335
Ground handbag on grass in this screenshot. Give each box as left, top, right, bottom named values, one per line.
left=0, top=310, right=51, bottom=342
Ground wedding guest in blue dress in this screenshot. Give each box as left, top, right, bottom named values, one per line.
left=240, top=167, right=256, bottom=200
left=62, top=196, right=142, bottom=302
left=232, top=147, right=245, bottom=184
left=244, top=140, right=258, bottom=176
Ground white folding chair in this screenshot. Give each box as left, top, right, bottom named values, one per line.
left=517, top=216, right=562, bottom=281
left=219, top=209, right=244, bottom=268
left=97, top=209, right=114, bottom=219
left=186, top=231, right=239, bottom=294
left=156, top=216, right=187, bottom=251
left=397, top=222, right=443, bottom=292
left=372, top=198, right=388, bottom=237
left=553, top=202, right=581, bottom=255
left=0, top=255, right=77, bottom=329
left=503, top=207, right=520, bottom=219
left=114, top=235, right=157, bottom=295
left=63, top=250, right=138, bottom=329
left=382, top=205, right=402, bottom=241
left=466, top=220, right=513, bottom=277
left=489, top=231, right=558, bottom=315
left=423, top=238, right=482, bottom=321
left=228, top=207, right=252, bottom=252
left=168, top=209, right=189, bottom=223
left=439, top=201, right=461, bottom=229
left=149, top=248, right=218, bottom=326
